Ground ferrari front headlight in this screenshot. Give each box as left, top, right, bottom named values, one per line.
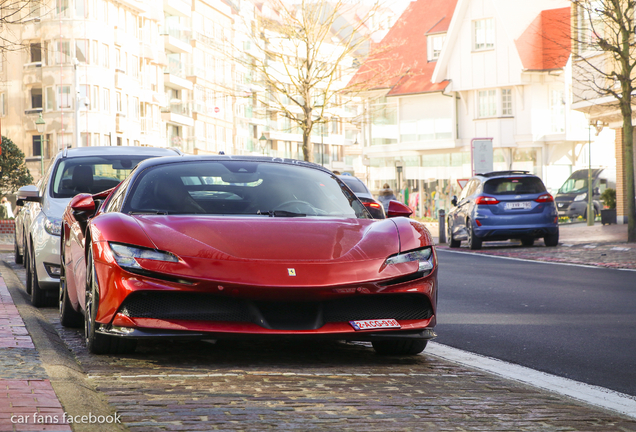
left=109, top=243, right=178, bottom=270
left=385, top=247, right=434, bottom=274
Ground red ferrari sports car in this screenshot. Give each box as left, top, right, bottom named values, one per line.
left=60, top=156, right=437, bottom=355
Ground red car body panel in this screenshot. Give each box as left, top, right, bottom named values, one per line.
left=61, top=158, right=438, bottom=343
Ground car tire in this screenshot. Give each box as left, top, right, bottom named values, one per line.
left=447, top=219, right=460, bottom=248
left=85, top=247, right=137, bottom=355
left=14, top=232, right=23, bottom=265
left=583, top=207, right=599, bottom=222
left=544, top=230, right=559, bottom=247
left=466, top=219, right=482, bottom=250
left=372, top=339, right=427, bottom=355
left=28, top=244, right=46, bottom=308
left=59, top=245, right=83, bottom=328
left=521, top=237, right=535, bottom=247
left=24, top=242, right=32, bottom=295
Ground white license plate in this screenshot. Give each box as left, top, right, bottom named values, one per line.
left=505, top=202, right=532, bottom=210
left=349, top=319, right=401, bottom=331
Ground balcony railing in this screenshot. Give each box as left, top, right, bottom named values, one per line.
left=164, top=57, right=186, bottom=78
left=161, top=102, right=192, bottom=117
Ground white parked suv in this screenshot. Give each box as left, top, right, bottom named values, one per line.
left=15, top=146, right=180, bottom=306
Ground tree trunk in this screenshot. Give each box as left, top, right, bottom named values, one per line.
left=623, top=117, right=636, bottom=242
left=302, top=129, right=313, bottom=162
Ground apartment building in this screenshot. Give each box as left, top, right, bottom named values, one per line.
left=353, top=0, right=613, bottom=218
left=1, top=0, right=165, bottom=179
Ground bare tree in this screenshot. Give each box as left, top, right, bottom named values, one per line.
left=570, top=0, right=636, bottom=241
left=233, top=0, right=396, bottom=163
left=0, top=0, right=44, bottom=52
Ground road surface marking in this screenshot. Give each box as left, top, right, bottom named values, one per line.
left=426, top=342, right=636, bottom=420
left=438, top=249, right=636, bottom=272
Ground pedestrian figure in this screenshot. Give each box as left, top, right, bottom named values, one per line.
left=0, top=197, right=12, bottom=219
left=377, top=183, right=397, bottom=212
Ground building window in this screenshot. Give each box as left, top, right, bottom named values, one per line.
left=116, top=92, right=122, bottom=113
left=79, top=85, right=89, bottom=111
left=75, top=0, right=86, bottom=18
left=80, top=133, right=89, bottom=147
left=56, top=0, right=70, bottom=17
left=45, top=87, right=55, bottom=111
left=32, top=136, right=42, bottom=156
left=102, top=88, right=110, bottom=113
left=473, top=18, right=494, bottom=51
left=92, top=133, right=100, bottom=146
left=101, top=44, right=109, bottom=68
left=428, top=34, right=446, bottom=61
left=577, top=2, right=604, bottom=53
left=57, top=86, right=71, bottom=109
left=31, top=88, right=43, bottom=109
left=91, top=40, right=98, bottom=64
left=92, top=86, right=99, bottom=111
left=57, top=134, right=72, bottom=149
left=30, top=43, right=42, bottom=63
left=501, top=88, right=513, bottom=116
left=55, top=40, right=71, bottom=64
left=477, top=89, right=496, bottom=117
left=76, top=39, right=88, bottom=63
left=104, top=134, right=111, bottom=146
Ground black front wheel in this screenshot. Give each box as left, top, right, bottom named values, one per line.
left=85, top=247, right=136, bottom=355
left=14, top=232, right=23, bottom=265
left=28, top=245, right=46, bottom=307
left=372, top=340, right=428, bottom=355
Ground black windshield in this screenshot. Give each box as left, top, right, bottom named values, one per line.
left=124, top=161, right=370, bottom=219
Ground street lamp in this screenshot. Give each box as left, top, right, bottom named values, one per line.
left=35, top=113, right=45, bottom=178
left=258, top=133, right=267, bottom=155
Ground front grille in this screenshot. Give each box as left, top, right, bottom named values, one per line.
left=118, top=292, right=433, bottom=330
left=119, top=291, right=252, bottom=322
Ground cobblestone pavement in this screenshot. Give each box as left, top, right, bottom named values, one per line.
left=2, top=254, right=636, bottom=431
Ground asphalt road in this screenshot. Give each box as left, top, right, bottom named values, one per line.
left=435, top=249, right=636, bottom=396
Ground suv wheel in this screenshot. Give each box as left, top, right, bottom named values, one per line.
left=521, top=236, right=535, bottom=247
left=544, top=229, right=559, bottom=247
left=466, top=219, right=482, bottom=250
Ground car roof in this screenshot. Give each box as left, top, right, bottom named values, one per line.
left=474, top=170, right=537, bottom=179
left=60, top=146, right=181, bottom=159
left=132, top=155, right=332, bottom=173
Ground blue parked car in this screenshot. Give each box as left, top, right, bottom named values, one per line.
left=447, top=171, right=559, bottom=250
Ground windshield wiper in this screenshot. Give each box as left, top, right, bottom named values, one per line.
left=257, top=210, right=306, bottom=217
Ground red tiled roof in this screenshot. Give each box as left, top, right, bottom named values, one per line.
left=515, top=7, right=571, bottom=71
left=349, top=0, right=458, bottom=95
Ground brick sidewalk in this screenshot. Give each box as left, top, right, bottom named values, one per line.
left=0, top=279, right=71, bottom=432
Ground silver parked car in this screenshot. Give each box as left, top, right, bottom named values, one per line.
left=15, top=146, right=180, bottom=307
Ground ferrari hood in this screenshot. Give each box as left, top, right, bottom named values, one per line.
left=134, top=216, right=399, bottom=262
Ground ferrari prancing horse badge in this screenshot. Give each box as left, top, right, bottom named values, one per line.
left=288, top=268, right=296, bottom=276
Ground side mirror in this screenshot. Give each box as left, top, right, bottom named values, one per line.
left=69, top=194, right=96, bottom=221
left=16, top=185, right=41, bottom=205
left=386, top=200, right=413, bottom=218
left=451, top=195, right=458, bottom=206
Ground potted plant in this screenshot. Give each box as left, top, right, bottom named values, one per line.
left=600, top=188, right=616, bottom=225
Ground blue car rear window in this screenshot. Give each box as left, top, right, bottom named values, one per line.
left=484, top=177, right=546, bottom=195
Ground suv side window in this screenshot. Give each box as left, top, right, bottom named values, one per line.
left=458, top=180, right=472, bottom=201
